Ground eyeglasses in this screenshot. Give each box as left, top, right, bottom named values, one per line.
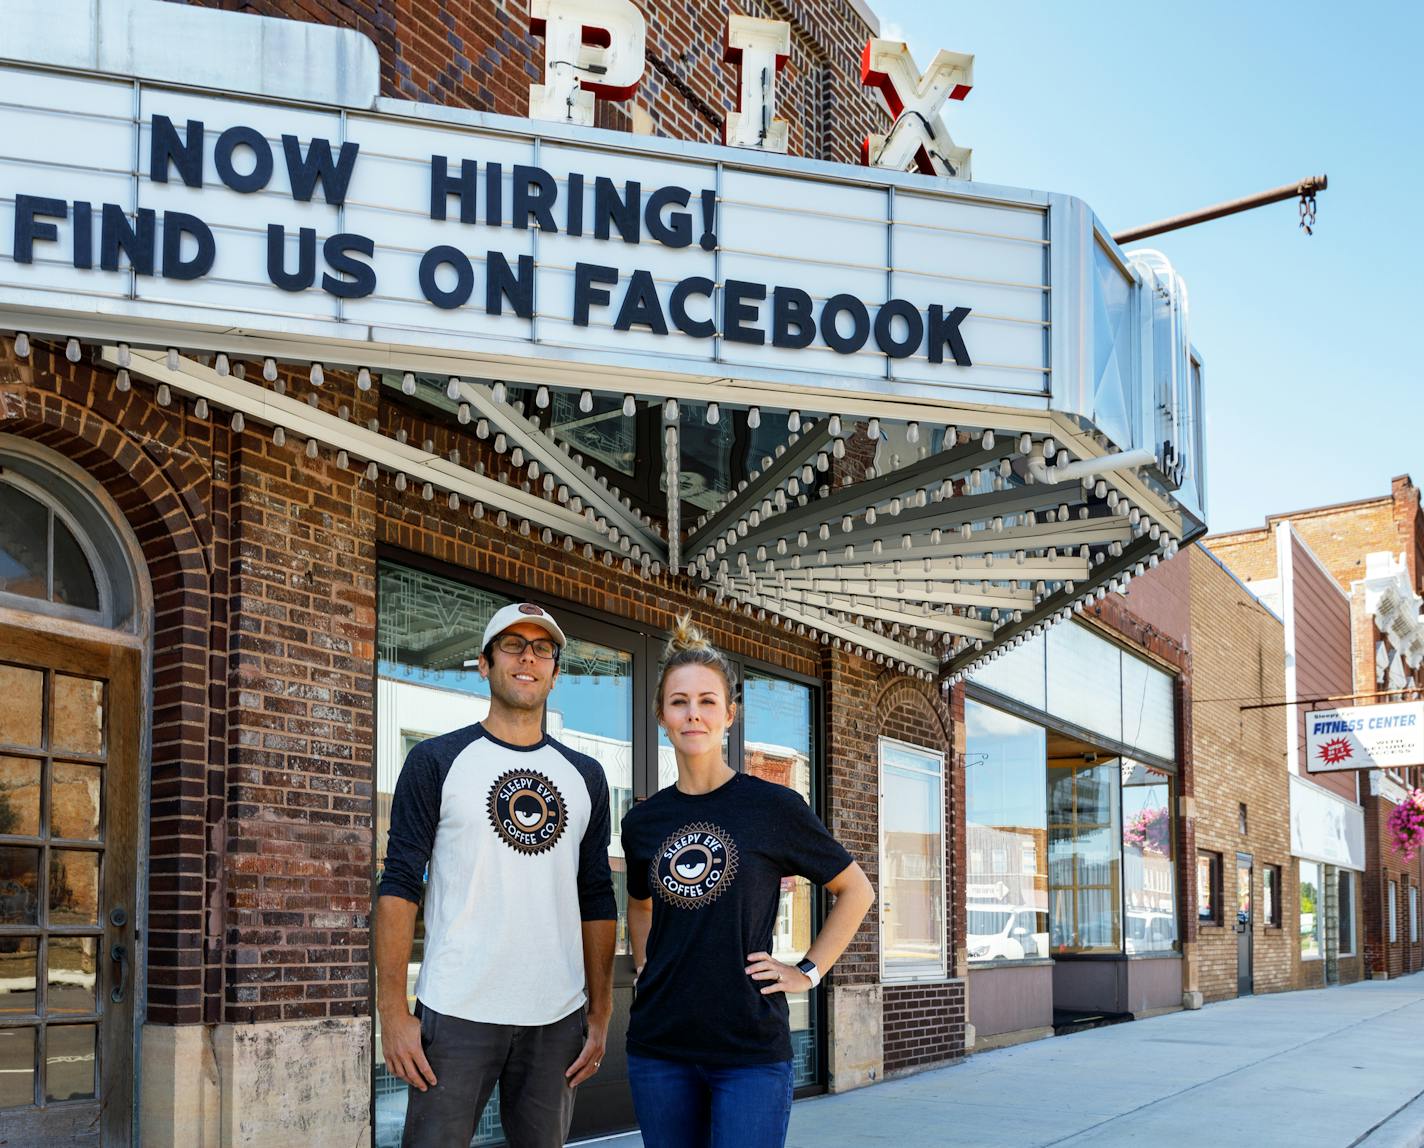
left=493, top=633, right=560, bottom=661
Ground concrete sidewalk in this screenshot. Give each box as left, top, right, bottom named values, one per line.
left=594, top=973, right=1424, bottom=1148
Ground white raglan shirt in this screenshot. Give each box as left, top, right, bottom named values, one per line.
left=379, top=722, right=616, bottom=1026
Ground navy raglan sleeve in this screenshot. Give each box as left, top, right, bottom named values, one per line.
left=771, top=788, right=855, bottom=885
left=378, top=742, right=443, bottom=904
left=576, top=757, right=618, bottom=921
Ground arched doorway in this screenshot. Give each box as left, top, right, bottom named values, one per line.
left=0, top=437, right=147, bottom=1144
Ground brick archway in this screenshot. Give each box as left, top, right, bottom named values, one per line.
left=1, top=341, right=220, bottom=1026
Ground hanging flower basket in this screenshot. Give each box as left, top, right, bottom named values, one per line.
left=1387, top=788, right=1424, bottom=862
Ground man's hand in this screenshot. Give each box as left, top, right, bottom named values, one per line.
left=381, top=1007, right=438, bottom=1092
left=565, top=1013, right=608, bottom=1088
left=746, top=950, right=812, bottom=996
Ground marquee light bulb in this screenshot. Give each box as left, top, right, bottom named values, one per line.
left=12, top=332, right=29, bottom=358
left=310, top=362, right=324, bottom=387
left=356, top=367, right=372, bottom=391
left=230, top=411, right=244, bottom=433
left=491, top=381, right=506, bottom=403
left=263, top=357, right=278, bottom=382
left=166, top=347, right=179, bottom=371
left=115, top=369, right=131, bottom=393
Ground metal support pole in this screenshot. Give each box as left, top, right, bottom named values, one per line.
left=1113, top=174, right=1328, bottom=244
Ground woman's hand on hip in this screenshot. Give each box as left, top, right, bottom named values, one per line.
left=745, top=951, right=810, bottom=995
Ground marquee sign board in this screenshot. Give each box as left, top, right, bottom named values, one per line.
left=0, top=64, right=1048, bottom=403
left=1306, top=701, right=1424, bottom=773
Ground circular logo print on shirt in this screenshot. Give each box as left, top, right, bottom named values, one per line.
left=488, top=769, right=567, bottom=855
left=652, top=822, right=740, bottom=909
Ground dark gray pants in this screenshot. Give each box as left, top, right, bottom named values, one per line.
left=401, top=1002, right=587, bottom=1148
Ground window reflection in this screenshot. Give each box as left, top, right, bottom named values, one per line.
left=743, top=672, right=817, bottom=1087
left=1122, top=762, right=1177, bottom=953
left=1047, top=759, right=1122, bottom=953
left=880, top=740, right=946, bottom=978
left=373, top=564, right=635, bottom=1147
left=1300, top=862, right=1322, bottom=958
left=965, top=702, right=1048, bottom=963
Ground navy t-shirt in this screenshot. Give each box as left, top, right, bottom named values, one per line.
left=621, top=771, right=854, bottom=1065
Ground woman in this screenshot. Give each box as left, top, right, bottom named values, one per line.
left=621, top=617, right=875, bottom=1148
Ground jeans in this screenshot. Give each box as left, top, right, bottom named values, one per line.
left=627, top=1052, right=794, bottom=1148
left=401, top=1002, right=586, bottom=1148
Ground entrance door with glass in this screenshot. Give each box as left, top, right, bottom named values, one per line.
left=1235, top=853, right=1253, bottom=996
left=0, top=623, right=139, bottom=1144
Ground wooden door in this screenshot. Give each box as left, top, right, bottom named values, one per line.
left=0, top=622, right=139, bottom=1145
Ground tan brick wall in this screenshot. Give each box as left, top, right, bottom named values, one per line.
left=1187, top=546, right=1294, bottom=1001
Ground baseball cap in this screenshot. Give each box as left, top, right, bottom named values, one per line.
left=480, top=602, right=567, bottom=652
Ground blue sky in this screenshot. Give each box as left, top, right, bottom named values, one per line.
left=878, top=0, right=1419, bottom=533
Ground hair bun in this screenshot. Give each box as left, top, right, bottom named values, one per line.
left=667, top=613, right=712, bottom=656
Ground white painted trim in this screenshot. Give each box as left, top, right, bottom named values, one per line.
left=102, top=347, right=613, bottom=550
left=1277, top=522, right=1299, bottom=776
left=0, top=0, right=380, bottom=108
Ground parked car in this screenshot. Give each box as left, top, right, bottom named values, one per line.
left=967, top=903, right=1046, bottom=960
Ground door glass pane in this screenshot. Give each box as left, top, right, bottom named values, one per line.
left=0, top=938, right=37, bottom=1014
left=51, top=762, right=102, bottom=841
left=44, top=1023, right=95, bottom=1102
left=48, top=851, right=99, bottom=926
left=547, top=637, right=634, bottom=953
left=0, top=1027, right=34, bottom=1108
left=52, top=676, right=104, bottom=757
left=743, top=672, right=818, bottom=1087
left=0, top=846, right=40, bottom=925
left=966, top=702, right=1048, bottom=963
left=0, top=665, right=43, bottom=749
left=51, top=518, right=99, bottom=611
left=1122, top=762, right=1176, bottom=953
left=1300, top=861, right=1322, bottom=958
left=0, top=483, right=48, bottom=600
left=0, top=755, right=41, bottom=836
left=1047, top=759, right=1122, bottom=953
left=47, top=936, right=99, bottom=1014
left=880, top=740, right=945, bottom=977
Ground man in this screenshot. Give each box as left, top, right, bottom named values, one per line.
left=376, top=602, right=617, bottom=1148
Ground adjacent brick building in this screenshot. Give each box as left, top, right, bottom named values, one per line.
left=1206, top=477, right=1424, bottom=987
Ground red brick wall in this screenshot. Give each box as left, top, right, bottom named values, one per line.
left=183, top=0, right=884, bottom=167
left=0, top=342, right=222, bottom=1025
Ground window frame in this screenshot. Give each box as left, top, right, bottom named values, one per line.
left=878, top=734, right=948, bottom=984
left=1411, top=884, right=1419, bottom=945
left=369, top=547, right=834, bottom=1120
left=1338, top=870, right=1355, bottom=957
left=1263, top=864, right=1282, bottom=928
left=1197, top=850, right=1222, bottom=926
left=1389, top=880, right=1399, bottom=944
left=0, top=470, right=112, bottom=626
left=1300, top=860, right=1323, bottom=960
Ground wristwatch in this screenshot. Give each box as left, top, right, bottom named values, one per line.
left=796, top=958, right=822, bottom=988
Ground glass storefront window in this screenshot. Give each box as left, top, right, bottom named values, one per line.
left=1300, top=861, right=1322, bottom=959
left=1338, top=871, right=1354, bottom=954
left=743, top=671, right=818, bottom=1088
left=373, top=564, right=632, bottom=1146
left=1122, top=761, right=1177, bottom=953
left=879, top=738, right=946, bottom=980
left=965, top=702, right=1048, bottom=963
left=1047, top=758, right=1121, bottom=953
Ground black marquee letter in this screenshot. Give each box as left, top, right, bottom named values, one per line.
left=927, top=305, right=973, bottom=366
left=573, top=262, right=620, bottom=326
left=614, top=270, right=669, bottom=334
left=486, top=251, right=534, bottom=317
left=873, top=298, right=925, bottom=360
left=161, top=212, right=215, bottom=281
left=150, top=116, right=204, bottom=188
left=322, top=233, right=376, bottom=299
left=99, top=203, right=155, bottom=276
left=214, top=126, right=274, bottom=194
left=430, top=155, right=478, bottom=223
left=283, top=135, right=360, bottom=206
left=12, top=195, right=66, bottom=264
left=723, top=280, right=767, bottom=345
left=419, top=245, right=475, bottom=310
left=772, top=286, right=816, bottom=349
left=819, top=293, right=870, bottom=354
left=669, top=276, right=716, bottom=338
left=267, top=224, right=316, bottom=291
left=512, top=166, right=558, bottom=233
left=645, top=185, right=692, bottom=249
